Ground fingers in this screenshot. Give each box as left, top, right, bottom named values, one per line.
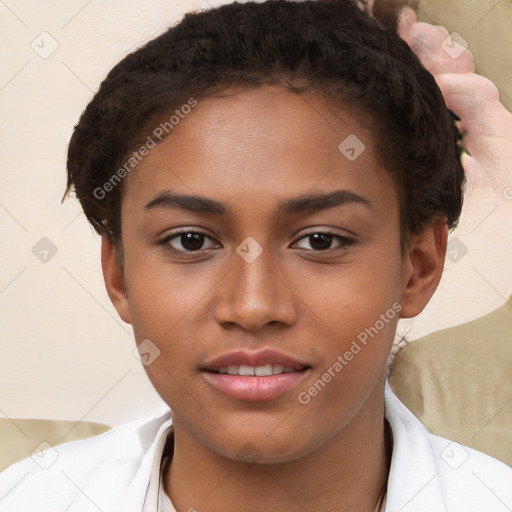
left=436, top=72, right=512, bottom=190
left=434, top=73, right=501, bottom=121
left=397, top=6, right=417, bottom=38
left=434, top=72, right=509, bottom=155
left=398, top=17, right=474, bottom=75
left=396, top=7, right=512, bottom=219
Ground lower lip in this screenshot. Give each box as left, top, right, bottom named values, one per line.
left=202, top=370, right=310, bottom=401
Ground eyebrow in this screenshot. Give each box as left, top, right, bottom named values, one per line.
left=144, top=189, right=373, bottom=217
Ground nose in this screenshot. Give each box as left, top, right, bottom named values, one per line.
left=213, top=242, right=297, bottom=332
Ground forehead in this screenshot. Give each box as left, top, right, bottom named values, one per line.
left=122, top=85, right=397, bottom=217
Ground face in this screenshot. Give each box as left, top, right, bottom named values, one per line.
left=102, top=85, right=445, bottom=463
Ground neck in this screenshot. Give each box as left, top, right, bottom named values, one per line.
left=164, top=386, right=391, bottom=512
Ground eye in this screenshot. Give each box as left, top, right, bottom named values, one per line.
left=293, top=232, right=355, bottom=251
left=159, top=229, right=355, bottom=254
left=159, top=229, right=218, bottom=252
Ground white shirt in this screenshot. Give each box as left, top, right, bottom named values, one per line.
left=1, top=382, right=511, bottom=511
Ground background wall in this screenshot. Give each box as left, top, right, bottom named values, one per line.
left=1, top=0, right=511, bottom=427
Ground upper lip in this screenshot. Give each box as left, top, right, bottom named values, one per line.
left=202, top=349, right=310, bottom=371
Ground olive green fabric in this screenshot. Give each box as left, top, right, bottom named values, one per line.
left=0, top=418, right=111, bottom=472
left=390, top=297, right=512, bottom=466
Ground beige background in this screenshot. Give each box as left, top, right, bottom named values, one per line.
left=0, top=0, right=511, bottom=427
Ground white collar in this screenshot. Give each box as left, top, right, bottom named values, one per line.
left=140, top=382, right=448, bottom=512
left=141, top=423, right=174, bottom=511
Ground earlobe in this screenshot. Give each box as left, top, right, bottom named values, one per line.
left=100, top=234, right=132, bottom=324
left=399, top=221, right=448, bottom=318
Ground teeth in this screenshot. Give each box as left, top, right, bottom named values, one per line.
left=255, top=364, right=272, bottom=376
left=217, top=364, right=302, bottom=376
left=272, top=364, right=284, bottom=374
left=239, top=365, right=255, bottom=376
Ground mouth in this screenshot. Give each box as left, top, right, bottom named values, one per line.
left=207, top=363, right=309, bottom=376
left=201, top=350, right=311, bottom=401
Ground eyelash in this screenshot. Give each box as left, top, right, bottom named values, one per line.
left=158, top=229, right=355, bottom=254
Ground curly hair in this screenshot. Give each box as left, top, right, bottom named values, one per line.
left=64, top=0, right=465, bottom=252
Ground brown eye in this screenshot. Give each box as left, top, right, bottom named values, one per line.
left=308, top=233, right=333, bottom=251
left=294, top=232, right=355, bottom=252
left=160, top=230, right=217, bottom=252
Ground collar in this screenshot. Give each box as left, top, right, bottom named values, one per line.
left=141, top=382, right=447, bottom=512
left=141, top=424, right=175, bottom=512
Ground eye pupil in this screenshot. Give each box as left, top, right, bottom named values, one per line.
left=181, top=232, right=204, bottom=251
left=310, top=233, right=332, bottom=251
left=167, top=231, right=345, bottom=254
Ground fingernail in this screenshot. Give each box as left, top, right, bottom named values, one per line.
left=398, top=6, right=417, bottom=32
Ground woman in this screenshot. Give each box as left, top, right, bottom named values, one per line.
left=0, top=1, right=510, bottom=511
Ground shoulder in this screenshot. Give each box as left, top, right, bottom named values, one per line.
left=428, top=433, right=512, bottom=512
left=0, top=408, right=172, bottom=512
left=384, top=382, right=512, bottom=512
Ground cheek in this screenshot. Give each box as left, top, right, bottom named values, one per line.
left=295, top=248, right=402, bottom=323
left=124, top=251, right=212, bottom=336
left=295, top=248, right=403, bottom=383
left=123, top=253, right=220, bottom=388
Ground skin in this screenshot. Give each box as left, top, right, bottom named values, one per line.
left=102, top=84, right=447, bottom=511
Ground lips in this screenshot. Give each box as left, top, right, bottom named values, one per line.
left=201, top=349, right=311, bottom=401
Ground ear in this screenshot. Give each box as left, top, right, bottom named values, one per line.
left=101, top=234, right=132, bottom=324
left=399, top=220, right=448, bottom=318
